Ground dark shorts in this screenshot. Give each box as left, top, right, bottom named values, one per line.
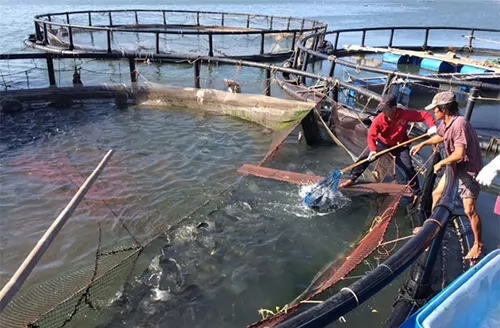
left=458, top=171, right=480, bottom=199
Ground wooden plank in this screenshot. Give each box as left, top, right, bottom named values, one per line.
left=343, top=45, right=500, bottom=73
left=237, top=164, right=411, bottom=196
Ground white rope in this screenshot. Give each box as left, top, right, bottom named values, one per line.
left=341, top=287, right=359, bottom=306
left=378, top=234, right=414, bottom=246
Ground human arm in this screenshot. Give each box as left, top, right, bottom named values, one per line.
left=432, top=119, right=469, bottom=173
left=433, top=145, right=465, bottom=173
left=366, top=119, right=379, bottom=152
left=409, top=134, right=444, bottom=156
left=401, top=109, right=436, bottom=128
left=476, top=155, right=500, bottom=186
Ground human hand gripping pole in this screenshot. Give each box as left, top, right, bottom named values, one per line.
left=303, top=134, right=428, bottom=209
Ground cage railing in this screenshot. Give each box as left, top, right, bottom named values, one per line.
left=28, top=9, right=328, bottom=59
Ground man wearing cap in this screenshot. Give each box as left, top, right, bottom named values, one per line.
left=339, top=93, right=437, bottom=196
left=410, top=91, right=484, bottom=260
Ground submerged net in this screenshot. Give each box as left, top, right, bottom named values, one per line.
left=0, top=79, right=404, bottom=328
left=0, top=95, right=313, bottom=328
left=247, top=190, right=405, bottom=328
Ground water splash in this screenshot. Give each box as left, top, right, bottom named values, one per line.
left=300, top=184, right=351, bottom=214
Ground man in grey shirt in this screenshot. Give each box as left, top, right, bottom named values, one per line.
left=410, top=91, right=484, bottom=261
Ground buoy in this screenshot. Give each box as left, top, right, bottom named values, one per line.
left=420, top=58, right=460, bottom=72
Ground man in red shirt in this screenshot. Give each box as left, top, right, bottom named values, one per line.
left=339, top=93, right=437, bottom=196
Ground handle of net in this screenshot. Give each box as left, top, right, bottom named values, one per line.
left=340, top=134, right=428, bottom=174
left=0, top=149, right=114, bottom=313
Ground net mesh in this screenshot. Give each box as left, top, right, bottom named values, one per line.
left=38, top=11, right=321, bottom=57
left=1, top=61, right=403, bottom=328
left=0, top=91, right=313, bottom=328
left=0, top=151, right=147, bottom=328
left=245, top=191, right=404, bottom=328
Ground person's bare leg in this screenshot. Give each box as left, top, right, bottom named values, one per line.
left=463, top=197, right=483, bottom=260
left=413, top=175, right=446, bottom=234
left=431, top=174, right=446, bottom=211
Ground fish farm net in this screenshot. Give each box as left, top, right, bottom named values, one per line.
left=33, top=10, right=325, bottom=58
left=246, top=191, right=405, bottom=328
left=0, top=97, right=314, bottom=328
left=0, top=58, right=404, bottom=328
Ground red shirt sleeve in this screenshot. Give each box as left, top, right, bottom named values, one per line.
left=367, top=117, right=379, bottom=152
left=401, top=109, right=436, bottom=128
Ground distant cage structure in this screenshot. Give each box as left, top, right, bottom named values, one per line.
left=282, top=26, right=500, bottom=127
left=26, top=9, right=328, bottom=61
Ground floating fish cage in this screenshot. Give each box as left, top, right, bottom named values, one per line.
left=286, top=25, right=500, bottom=135
left=26, top=9, right=327, bottom=61
left=1, top=21, right=500, bottom=328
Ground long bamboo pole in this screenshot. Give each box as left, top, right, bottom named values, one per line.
left=0, top=149, right=114, bottom=313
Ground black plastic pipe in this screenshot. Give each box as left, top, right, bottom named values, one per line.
left=0, top=52, right=385, bottom=102
left=274, top=162, right=458, bottom=328
left=295, top=28, right=500, bottom=91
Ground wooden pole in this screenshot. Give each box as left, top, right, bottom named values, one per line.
left=0, top=149, right=114, bottom=313
left=341, top=134, right=427, bottom=174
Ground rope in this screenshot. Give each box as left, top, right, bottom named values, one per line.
left=464, top=35, right=500, bottom=45
left=341, top=287, right=359, bottom=306
left=378, top=234, right=414, bottom=246
left=375, top=152, right=434, bottom=255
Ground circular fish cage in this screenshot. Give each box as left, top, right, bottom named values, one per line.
left=25, top=9, right=327, bottom=61
left=276, top=26, right=500, bottom=155
left=1, top=22, right=499, bottom=328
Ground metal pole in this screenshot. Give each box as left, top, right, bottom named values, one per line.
left=328, top=59, right=336, bottom=78
left=423, top=28, right=430, bottom=50
left=464, top=87, right=479, bottom=121
left=331, top=85, right=339, bottom=102
left=155, top=32, right=160, bottom=54
left=68, top=27, right=74, bottom=51
left=129, top=58, right=137, bottom=83
left=291, top=31, right=297, bottom=52
left=0, top=150, right=114, bottom=313
left=208, top=33, right=214, bottom=57
left=34, top=22, right=42, bottom=41
left=382, top=72, right=395, bottom=95
left=43, top=22, right=48, bottom=45
left=260, top=32, right=265, bottom=55
left=106, top=30, right=112, bottom=53
left=46, top=57, right=56, bottom=86
left=194, top=59, right=201, bottom=88
left=300, top=52, right=309, bottom=84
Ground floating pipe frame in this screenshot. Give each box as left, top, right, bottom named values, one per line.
left=27, top=9, right=328, bottom=60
